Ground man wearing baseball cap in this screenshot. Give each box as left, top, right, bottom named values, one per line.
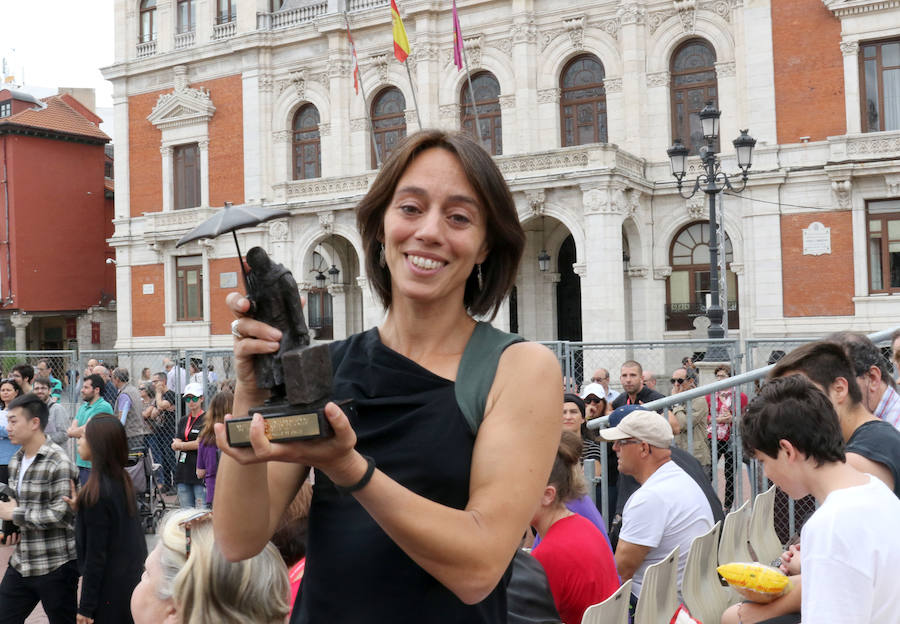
left=172, top=383, right=207, bottom=508
left=599, top=409, right=714, bottom=606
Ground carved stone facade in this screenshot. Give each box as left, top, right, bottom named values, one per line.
left=105, top=0, right=900, bottom=348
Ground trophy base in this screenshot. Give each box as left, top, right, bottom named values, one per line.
left=226, top=398, right=354, bottom=448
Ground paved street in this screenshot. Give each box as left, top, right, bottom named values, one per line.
left=0, top=546, right=48, bottom=624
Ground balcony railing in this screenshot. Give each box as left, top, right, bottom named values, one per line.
left=665, top=301, right=739, bottom=332
left=349, top=0, right=389, bottom=10
left=136, top=39, right=157, bottom=58
left=257, top=2, right=326, bottom=29
left=174, top=30, right=195, bottom=49
left=212, top=19, right=236, bottom=40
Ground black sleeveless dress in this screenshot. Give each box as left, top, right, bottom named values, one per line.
left=292, top=323, right=522, bottom=623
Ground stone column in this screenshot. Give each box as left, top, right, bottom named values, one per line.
left=112, top=91, right=131, bottom=219
left=161, top=146, right=174, bottom=212
left=198, top=139, right=210, bottom=208
left=195, top=0, right=212, bottom=46
left=241, top=71, right=262, bottom=203
left=841, top=41, right=861, bottom=134
left=625, top=265, right=651, bottom=339
left=580, top=185, right=626, bottom=341
left=332, top=38, right=354, bottom=176
left=411, top=11, right=439, bottom=129
left=511, top=10, right=538, bottom=153
left=617, top=4, right=646, bottom=151
left=297, top=280, right=314, bottom=332
left=157, top=0, right=174, bottom=54
left=651, top=266, right=672, bottom=335
left=10, top=313, right=31, bottom=351
left=328, top=284, right=347, bottom=340
left=357, top=276, right=384, bottom=329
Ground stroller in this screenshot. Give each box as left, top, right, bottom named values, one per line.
left=126, top=448, right=166, bottom=533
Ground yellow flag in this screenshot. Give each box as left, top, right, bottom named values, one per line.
left=391, top=0, right=410, bottom=62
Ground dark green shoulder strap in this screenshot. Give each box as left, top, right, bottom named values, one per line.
left=455, top=322, right=525, bottom=436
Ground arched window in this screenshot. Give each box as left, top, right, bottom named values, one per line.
left=460, top=72, right=502, bottom=155
left=670, top=39, right=718, bottom=155
left=560, top=54, right=607, bottom=147
left=140, top=0, right=157, bottom=43
left=666, top=222, right=739, bottom=331
left=371, top=87, right=406, bottom=166
left=292, top=104, right=321, bottom=180
left=177, top=0, right=195, bottom=33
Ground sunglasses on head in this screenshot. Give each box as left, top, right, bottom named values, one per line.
left=185, top=395, right=201, bottom=402
left=179, top=510, right=213, bottom=558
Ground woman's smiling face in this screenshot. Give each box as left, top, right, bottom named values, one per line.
left=381, top=147, right=489, bottom=308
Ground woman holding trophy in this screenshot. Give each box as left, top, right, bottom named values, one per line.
left=214, top=130, right=562, bottom=622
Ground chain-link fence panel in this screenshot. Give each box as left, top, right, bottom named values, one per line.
left=81, top=350, right=182, bottom=493
left=546, top=339, right=748, bottom=524
left=0, top=350, right=80, bottom=458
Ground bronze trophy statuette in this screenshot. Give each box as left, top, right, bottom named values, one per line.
left=225, top=246, right=350, bottom=447
left=174, top=203, right=353, bottom=447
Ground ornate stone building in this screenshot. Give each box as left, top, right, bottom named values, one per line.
left=103, top=0, right=900, bottom=348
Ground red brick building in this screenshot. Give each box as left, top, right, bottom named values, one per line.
left=0, top=89, right=116, bottom=350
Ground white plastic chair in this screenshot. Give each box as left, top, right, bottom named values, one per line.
left=748, top=485, right=783, bottom=565
left=682, top=522, right=737, bottom=624
left=581, top=579, right=632, bottom=624
left=633, top=545, right=680, bottom=624
left=718, top=499, right=753, bottom=565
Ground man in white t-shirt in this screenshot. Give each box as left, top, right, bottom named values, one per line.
left=598, top=409, right=713, bottom=603
left=739, top=374, right=900, bottom=624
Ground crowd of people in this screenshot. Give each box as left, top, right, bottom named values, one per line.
left=0, top=129, right=897, bottom=624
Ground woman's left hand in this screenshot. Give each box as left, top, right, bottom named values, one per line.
left=76, top=614, right=94, bottom=624
left=62, top=480, right=77, bottom=512
left=213, top=401, right=361, bottom=485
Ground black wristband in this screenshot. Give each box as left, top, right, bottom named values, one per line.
left=333, top=455, right=376, bottom=496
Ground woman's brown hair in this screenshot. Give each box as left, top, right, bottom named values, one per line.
left=199, top=390, right=233, bottom=445
left=547, top=431, right=588, bottom=504
left=78, top=416, right=136, bottom=515
left=357, top=129, right=525, bottom=319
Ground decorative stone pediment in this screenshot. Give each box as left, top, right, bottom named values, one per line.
left=147, top=66, right=215, bottom=130
left=824, top=0, right=900, bottom=17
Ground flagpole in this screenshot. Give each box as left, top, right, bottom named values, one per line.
left=404, top=60, right=423, bottom=129
left=344, top=12, right=382, bottom=168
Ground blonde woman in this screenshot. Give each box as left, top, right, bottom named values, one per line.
left=130, top=509, right=289, bottom=624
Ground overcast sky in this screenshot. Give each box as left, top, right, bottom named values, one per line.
left=1, top=0, right=114, bottom=109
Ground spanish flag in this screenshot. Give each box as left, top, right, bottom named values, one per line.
left=391, top=0, right=410, bottom=63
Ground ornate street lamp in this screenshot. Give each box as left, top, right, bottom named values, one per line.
left=327, top=263, right=340, bottom=285
left=537, top=216, right=551, bottom=272
left=666, top=102, right=756, bottom=360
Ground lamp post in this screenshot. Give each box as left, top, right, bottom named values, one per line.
left=667, top=102, right=756, bottom=360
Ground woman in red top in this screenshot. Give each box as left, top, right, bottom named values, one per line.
left=531, top=432, right=619, bottom=623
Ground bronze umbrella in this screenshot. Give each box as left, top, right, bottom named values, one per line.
left=176, top=201, right=290, bottom=287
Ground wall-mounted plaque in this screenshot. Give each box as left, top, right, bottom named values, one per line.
left=802, top=221, right=831, bottom=256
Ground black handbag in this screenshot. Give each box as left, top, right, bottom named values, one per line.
left=506, top=549, right=562, bottom=624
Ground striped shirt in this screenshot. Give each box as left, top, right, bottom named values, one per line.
left=876, top=385, right=900, bottom=430
left=583, top=438, right=605, bottom=463
left=9, top=440, right=78, bottom=577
